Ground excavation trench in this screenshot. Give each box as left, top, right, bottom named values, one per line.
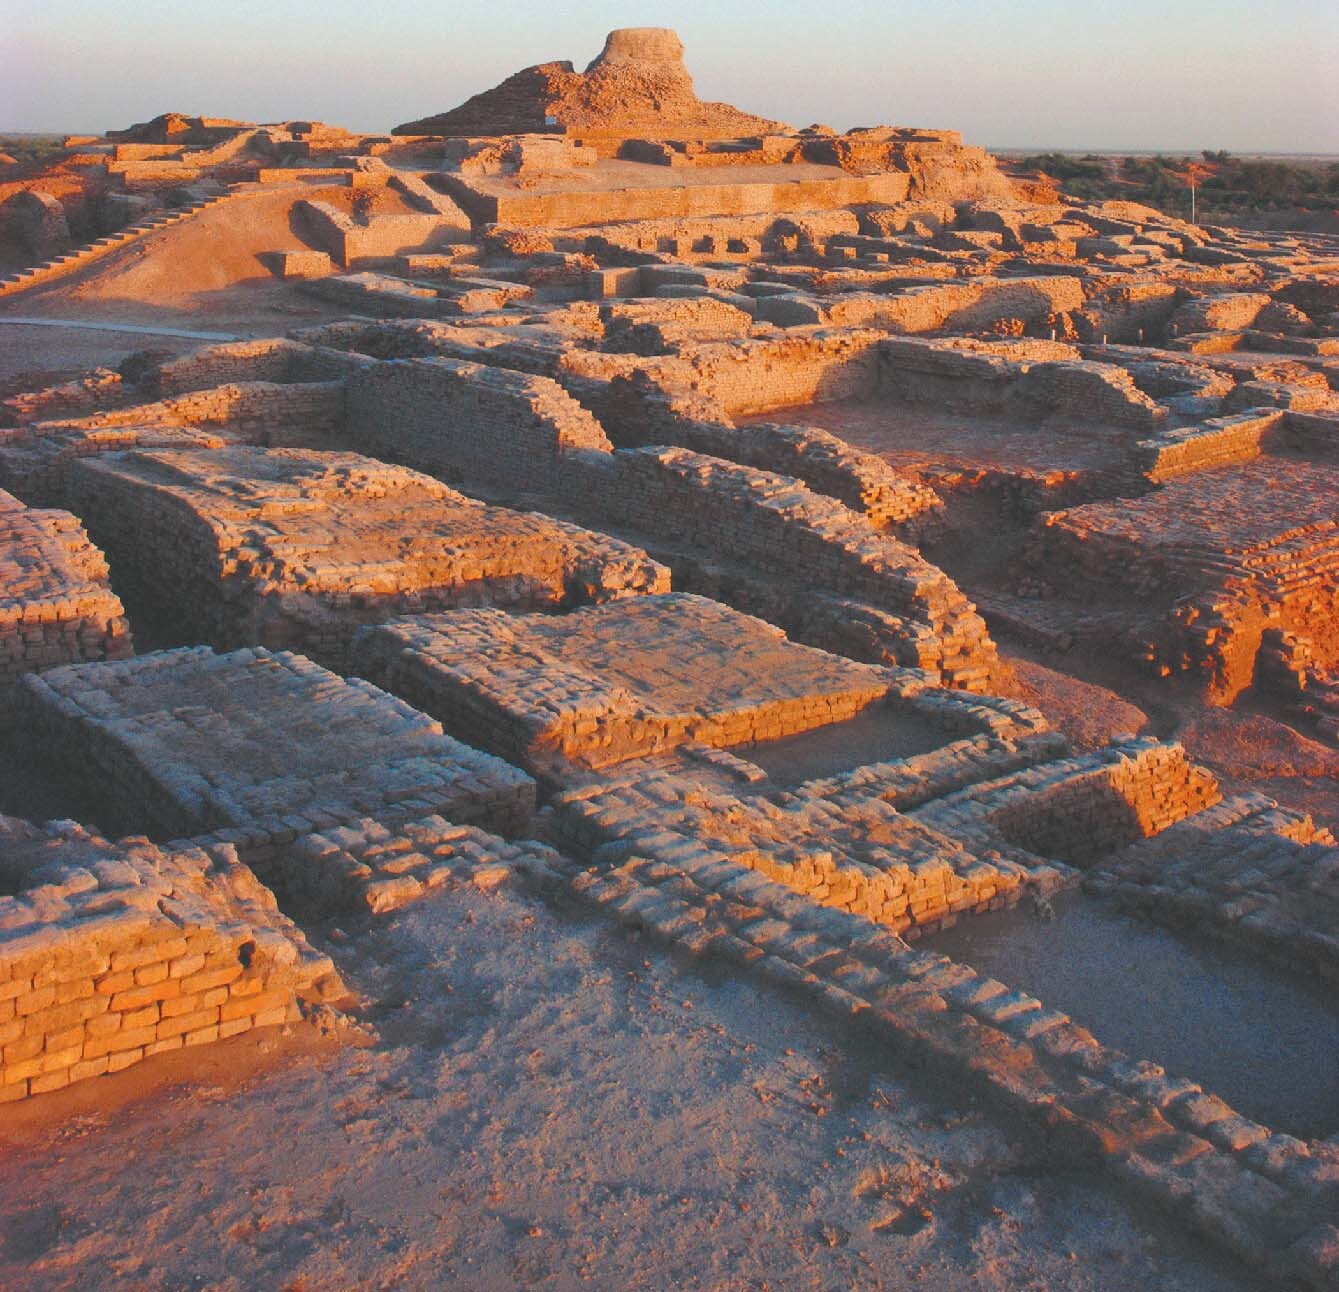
left=925, top=889, right=1339, bottom=1138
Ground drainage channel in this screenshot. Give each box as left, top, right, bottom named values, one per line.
left=925, top=889, right=1339, bottom=1139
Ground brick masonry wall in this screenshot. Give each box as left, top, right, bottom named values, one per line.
left=0, top=820, right=341, bottom=1103
left=152, top=339, right=373, bottom=396
left=346, top=356, right=613, bottom=490
left=0, top=490, right=132, bottom=714
left=562, top=446, right=999, bottom=690
left=18, top=646, right=537, bottom=843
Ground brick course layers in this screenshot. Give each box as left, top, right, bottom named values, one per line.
left=566, top=447, right=999, bottom=690
left=345, top=357, right=613, bottom=491
left=65, top=445, right=667, bottom=668
left=0, top=816, right=342, bottom=1103
left=0, top=487, right=131, bottom=714
left=1038, top=458, right=1339, bottom=702
left=18, top=646, right=536, bottom=842
left=352, top=594, right=895, bottom=772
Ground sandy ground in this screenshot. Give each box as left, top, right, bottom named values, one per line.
left=0, top=181, right=382, bottom=388
left=0, top=877, right=1248, bottom=1291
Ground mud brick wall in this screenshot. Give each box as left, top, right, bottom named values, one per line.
left=470, top=172, right=912, bottom=229
left=1023, top=360, right=1164, bottom=428
left=1283, top=411, right=1339, bottom=457
left=65, top=446, right=668, bottom=670
left=801, top=730, right=1068, bottom=813
left=295, top=202, right=461, bottom=265
left=552, top=766, right=1063, bottom=938
left=1075, top=280, right=1181, bottom=343
left=551, top=840, right=1339, bottom=1290
left=151, top=339, right=372, bottom=396
left=1, top=368, right=129, bottom=426
left=558, top=210, right=782, bottom=256
left=911, top=739, right=1221, bottom=867
left=601, top=297, right=753, bottom=353
left=346, top=356, right=613, bottom=489
left=0, top=423, right=231, bottom=510
left=825, top=276, right=1085, bottom=334
left=677, top=420, right=944, bottom=532
left=564, top=446, right=999, bottom=690
left=571, top=369, right=945, bottom=533
left=351, top=596, right=894, bottom=773
left=1173, top=293, right=1271, bottom=333
left=673, top=329, right=887, bottom=417
left=152, top=381, right=347, bottom=438
left=1091, top=792, right=1339, bottom=977
left=18, top=646, right=537, bottom=843
left=299, top=271, right=467, bottom=317
left=567, top=331, right=888, bottom=430
left=26, top=383, right=349, bottom=455
left=30, top=381, right=345, bottom=437
left=0, top=493, right=132, bottom=714
left=293, top=200, right=355, bottom=261
left=1137, top=410, right=1285, bottom=480
left=0, top=821, right=340, bottom=1103
left=0, top=190, right=71, bottom=260
left=1039, top=462, right=1339, bottom=701
left=348, top=216, right=463, bottom=264
left=877, top=337, right=1164, bottom=426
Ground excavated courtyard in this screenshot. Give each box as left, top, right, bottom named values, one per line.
left=2, top=24, right=1338, bottom=1291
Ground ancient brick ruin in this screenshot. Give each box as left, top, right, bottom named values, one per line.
left=4, top=25, right=1339, bottom=1290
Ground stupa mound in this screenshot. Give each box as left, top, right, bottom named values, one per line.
left=394, top=27, right=788, bottom=140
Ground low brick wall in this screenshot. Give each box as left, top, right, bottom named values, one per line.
left=675, top=420, right=944, bottom=532
left=1136, top=409, right=1285, bottom=480
left=909, top=739, right=1221, bottom=867
left=151, top=339, right=371, bottom=396
left=1090, top=792, right=1339, bottom=979
left=541, top=838, right=1339, bottom=1289
left=346, top=356, right=613, bottom=490
left=0, top=422, right=231, bottom=510
left=0, top=818, right=341, bottom=1103
left=18, top=646, right=537, bottom=843
left=274, top=814, right=563, bottom=916
left=825, top=275, right=1086, bottom=333
left=563, top=446, right=999, bottom=690
left=878, top=337, right=1165, bottom=428
left=1, top=368, right=129, bottom=426
left=351, top=595, right=894, bottom=773
left=65, top=445, right=667, bottom=669
left=0, top=489, right=131, bottom=714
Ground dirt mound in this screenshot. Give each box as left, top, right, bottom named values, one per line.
left=48, top=184, right=377, bottom=308
left=1179, top=707, right=1339, bottom=781
left=1008, top=655, right=1151, bottom=752
left=107, top=112, right=251, bottom=144
left=394, top=26, right=788, bottom=139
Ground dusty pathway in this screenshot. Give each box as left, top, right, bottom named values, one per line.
left=0, top=877, right=1248, bottom=1291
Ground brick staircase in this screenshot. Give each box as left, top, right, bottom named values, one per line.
left=0, top=190, right=239, bottom=299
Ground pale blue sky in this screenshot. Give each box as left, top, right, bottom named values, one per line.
left=4, top=0, right=1337, bottom=153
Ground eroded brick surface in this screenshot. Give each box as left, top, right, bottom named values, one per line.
left=64, top=445, right=667, bottom=666
left=353, top=593, right=895, bottom=771
left=0, top=487, right=131, bottom=710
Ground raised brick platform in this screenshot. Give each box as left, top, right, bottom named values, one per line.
left=18, top=646, right=536, bottom=842
left=65, top=446, right=668, bottom=667
left=352, top=593, right=895, bottom=772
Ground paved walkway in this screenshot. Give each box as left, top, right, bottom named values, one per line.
left=0, top=317, right=240, bottom=341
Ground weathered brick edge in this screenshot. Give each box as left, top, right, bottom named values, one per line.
left=521, top=845, right=1339, bottom=1289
